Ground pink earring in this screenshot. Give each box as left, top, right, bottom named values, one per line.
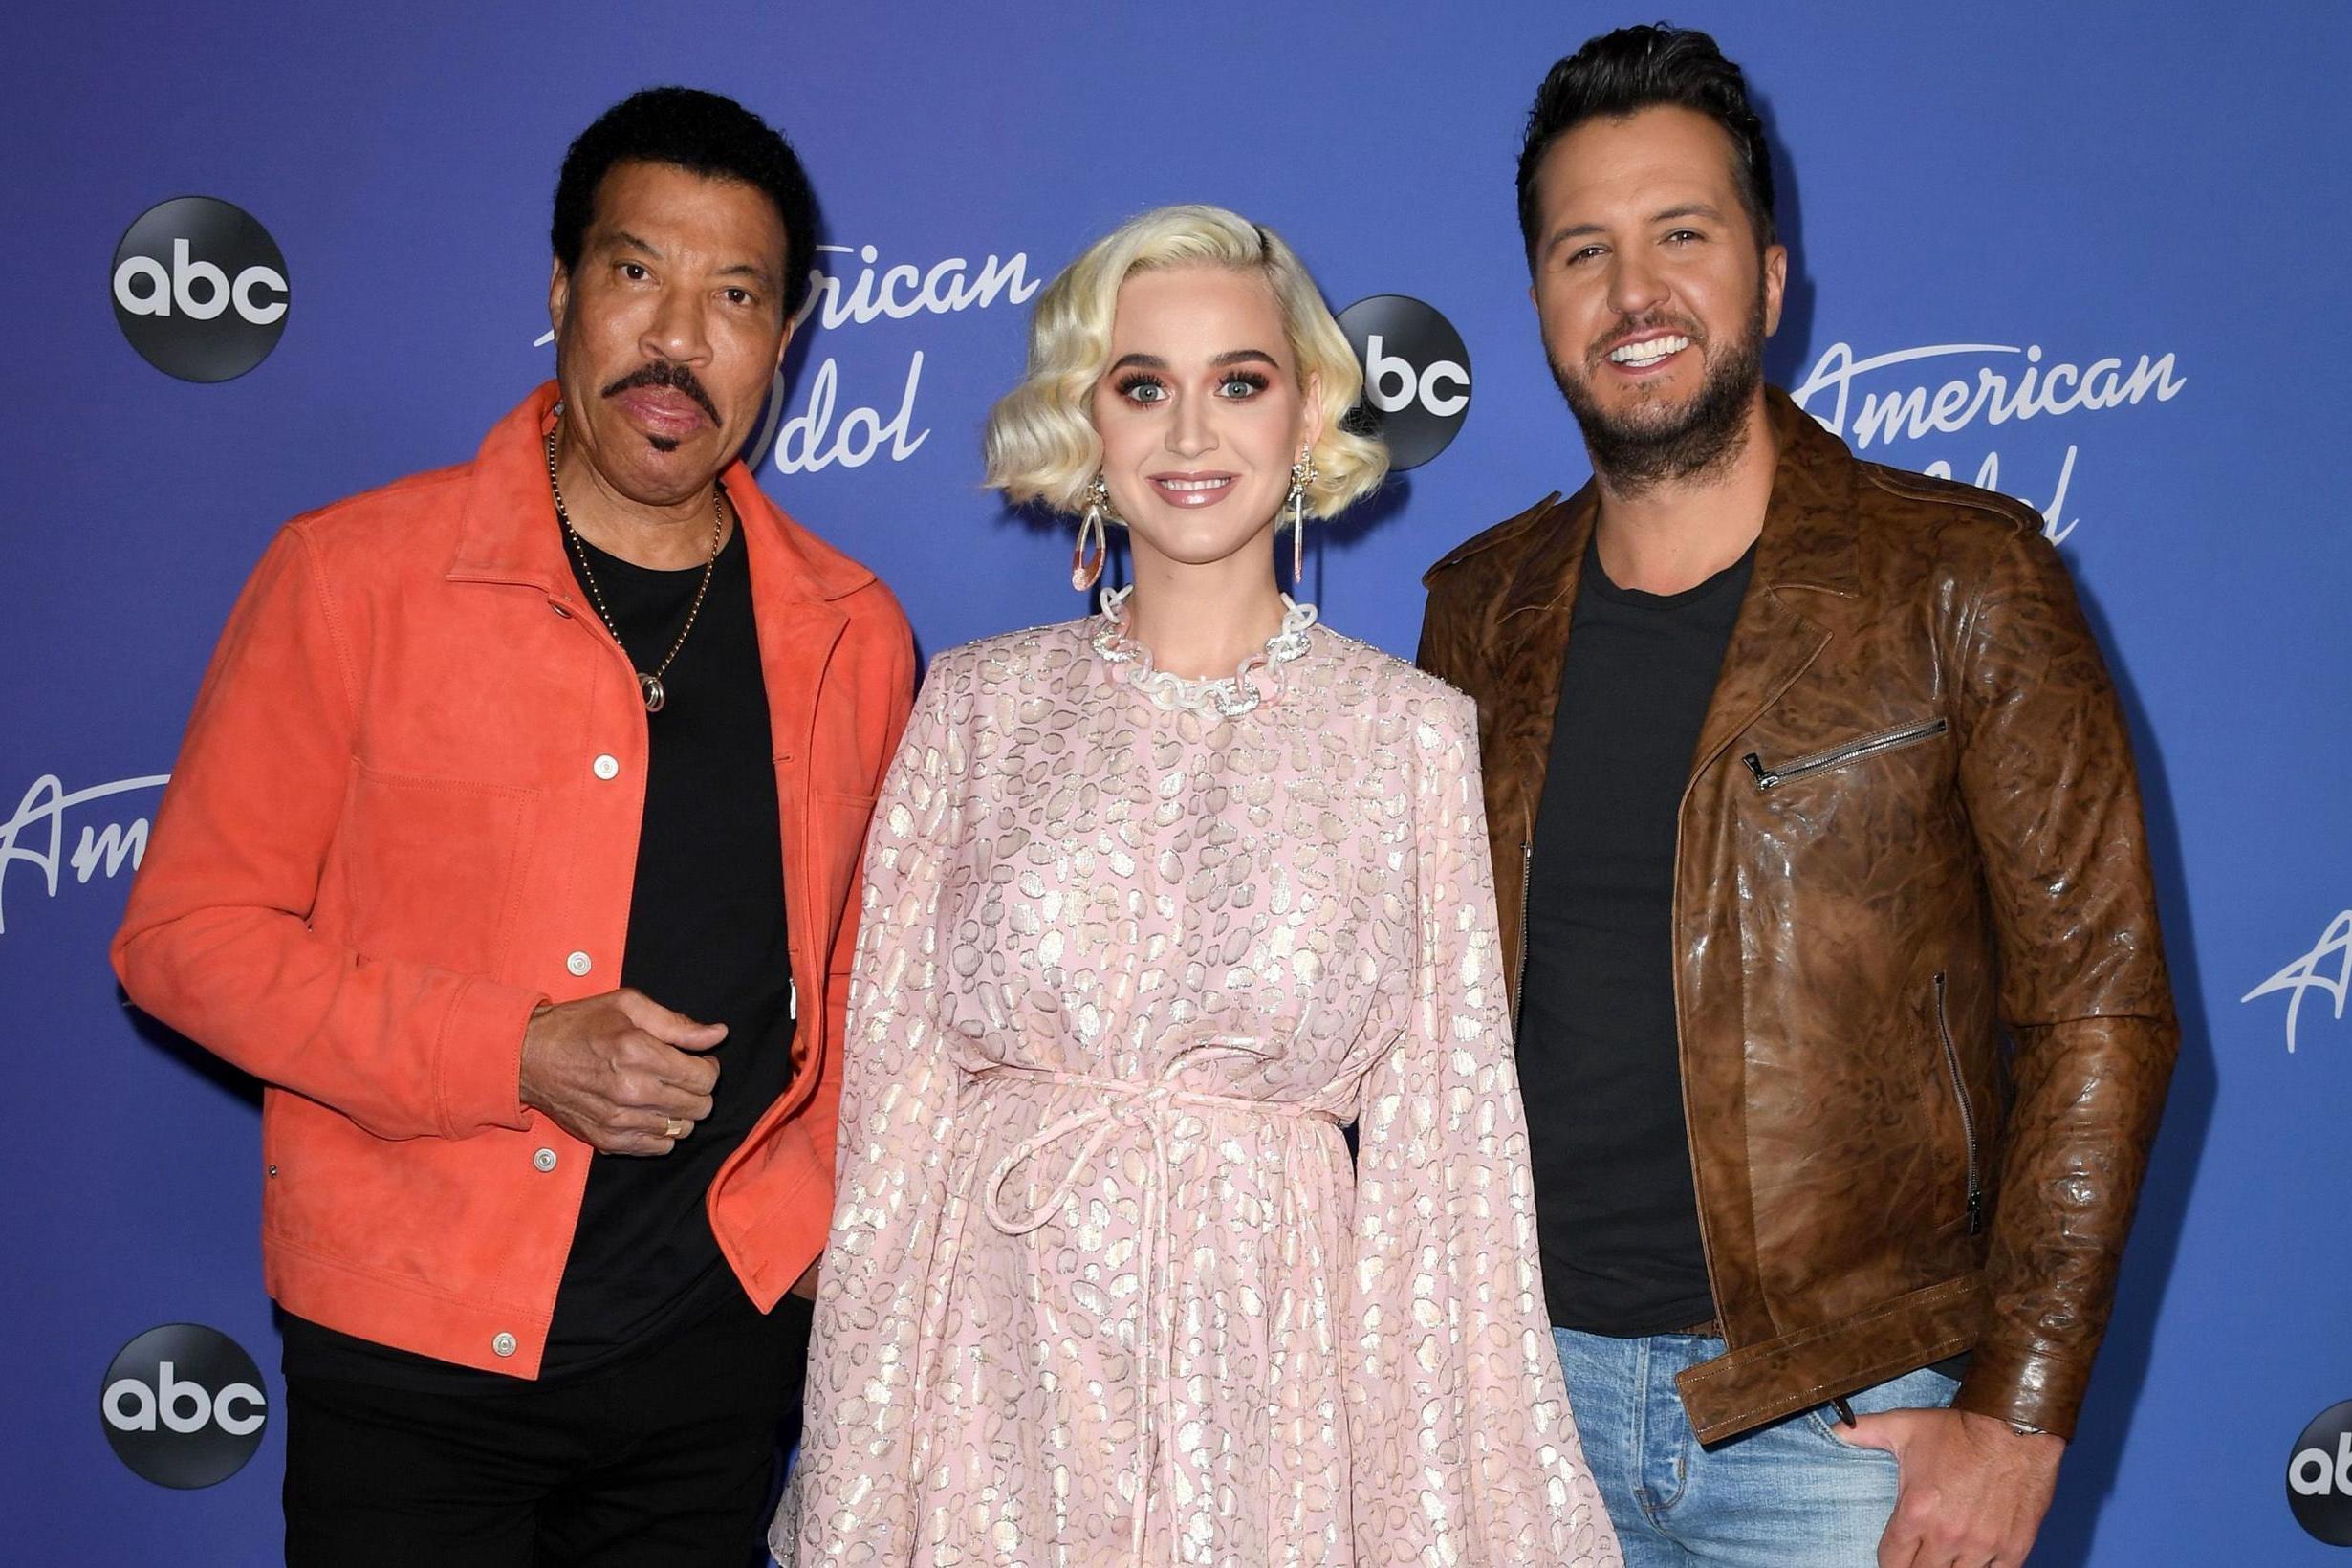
left=1073, top=474, right=1112, bottom=592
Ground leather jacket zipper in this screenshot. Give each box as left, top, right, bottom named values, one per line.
left=1742, top=717, right=1948, bottom=791
left=1933, top=970, right=1985, bottom=1235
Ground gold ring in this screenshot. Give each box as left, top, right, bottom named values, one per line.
left=663, top=1117, right=688, bottom=1139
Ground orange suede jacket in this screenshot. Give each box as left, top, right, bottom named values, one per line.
left=114, top=384, right=914, bottom=1377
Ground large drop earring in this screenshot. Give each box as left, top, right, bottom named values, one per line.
left=1286, top=449, right=1318, bottom=587
left=1073, top=474, right=1112, bottom=592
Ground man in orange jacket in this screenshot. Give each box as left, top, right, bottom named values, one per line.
left=113, top=88, right=913, bottom=1566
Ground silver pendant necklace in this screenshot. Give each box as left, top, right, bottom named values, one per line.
left=545, top=409, right=723, bottom=713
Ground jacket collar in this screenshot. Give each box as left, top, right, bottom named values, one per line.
left=445, top=381, right=877, bottom=605
left=1463, top=385, right=1863, bottom=622
left=1751, top=384, right=1862, bottom=608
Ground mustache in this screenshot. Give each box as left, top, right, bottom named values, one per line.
left=599, top=360, right=719, bottom=425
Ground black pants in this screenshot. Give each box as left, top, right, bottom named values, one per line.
left=283, top=1289, right=812, bottom=1568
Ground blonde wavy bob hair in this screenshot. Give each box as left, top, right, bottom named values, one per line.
left=983, top=204, right=1388, bottom=519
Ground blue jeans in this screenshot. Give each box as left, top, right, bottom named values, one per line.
left=1553, top=1327, right=1960, bottom=1567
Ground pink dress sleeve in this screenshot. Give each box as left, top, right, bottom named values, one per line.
left=787, top=666, right=964, bottom=1565
left=1344, top=686, right=1623, bottom=1567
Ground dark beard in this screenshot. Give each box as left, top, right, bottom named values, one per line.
left=1549, top=287, right=1767, bottom=495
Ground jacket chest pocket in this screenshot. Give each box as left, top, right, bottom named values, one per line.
left=1743, top=717, right=1948, bottom=791
left=336, top=766, right=540, bottom=977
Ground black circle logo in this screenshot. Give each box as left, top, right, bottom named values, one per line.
left=1336, top=294, right=1471, bottom=470
left=111, top=197, right=290, bottom=382
left=99, top=1324, right=270, bottom=1489
left=2290, top=1400, right=2352, bottom=1545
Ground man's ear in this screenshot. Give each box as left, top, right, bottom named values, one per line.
left=1761, top=243, right=1789, bottom=338
left=548, top=256, right=570, bottom=338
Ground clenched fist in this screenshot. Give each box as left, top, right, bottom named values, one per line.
left=520, top=988, right=725, bottom=1156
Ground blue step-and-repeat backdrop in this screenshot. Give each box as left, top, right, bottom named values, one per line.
left=5, top=2, right=2348, bottom=1561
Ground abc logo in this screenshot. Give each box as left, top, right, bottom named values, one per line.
left=2289, top=1400, right=2352, bottom=1545
left=1335, top=294, right=1471, bottom=470
left=99, top=1324, right=269, bottom=1489
left=111, top=197, right=290, bottom=382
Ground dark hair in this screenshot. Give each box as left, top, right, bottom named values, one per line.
left=1515, top=24, right=1775, bottom=268
left=552, top=86, right=818, bottom=321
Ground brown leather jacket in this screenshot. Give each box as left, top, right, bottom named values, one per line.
left=1418, top=388, right=2176, bottom=1443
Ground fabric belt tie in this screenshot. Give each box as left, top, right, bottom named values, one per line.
left=978, top=1030, right=1340, bottom=1564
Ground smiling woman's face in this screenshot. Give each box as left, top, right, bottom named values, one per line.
left=1089, top=263, right=1320, bottom=573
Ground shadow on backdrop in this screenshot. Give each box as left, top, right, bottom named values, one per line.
left=2027, top=572, right=2216, bottom=1566
left=1756, top=91, right=1819, bottom=397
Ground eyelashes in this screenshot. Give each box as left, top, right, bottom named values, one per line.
left=1111, top=370, right=1274, bottom=403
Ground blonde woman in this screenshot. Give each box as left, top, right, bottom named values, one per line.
left=780, top=206, right=1621, bottom=1567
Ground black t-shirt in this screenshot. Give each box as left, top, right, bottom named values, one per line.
left=1516, top=530, right=1754, bottom=1337
left=282, top=508, right=794, bottom=1387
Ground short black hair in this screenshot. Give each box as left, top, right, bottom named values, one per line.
left=552, top=86, right=818, bottom=321
left=1516, top=24, right=1775, bottom=268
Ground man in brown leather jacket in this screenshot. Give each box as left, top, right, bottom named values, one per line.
left=1417, top=26, right=2176, bottom=1568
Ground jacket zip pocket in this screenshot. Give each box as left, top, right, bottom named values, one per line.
left=1513, top=840, right=1533, bottom=1036
left=1933, top=970, right=1984, bottom=1235
left=1742, top=718, right=1948, bottom=791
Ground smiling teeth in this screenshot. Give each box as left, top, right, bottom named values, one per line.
left=1160, top=477, right=1231, bottom=491
left=1610, top=335, right=1691, bottom=365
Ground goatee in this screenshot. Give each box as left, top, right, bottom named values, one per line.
left=1550, top=287, right=1767, bottom=495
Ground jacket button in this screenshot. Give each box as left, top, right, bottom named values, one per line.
left=549, top=601, right=573, bottom=619
left=491, top=1332, right=517, bottom=1358
left=565, top=951, right=592, bottom=976
left=533, top=1147, right=558, bottom=1173
left=592, top=754, right=620, bottom=780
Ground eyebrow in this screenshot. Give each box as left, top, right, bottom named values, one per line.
left=1544, top=202, right=1728, bottom=253
left=607, top=229, right=775, bottom=290
left=1107, top=349, right=1281, bottom=372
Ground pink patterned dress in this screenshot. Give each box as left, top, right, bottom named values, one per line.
left=781, top=597, right=1621, bottom=1568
